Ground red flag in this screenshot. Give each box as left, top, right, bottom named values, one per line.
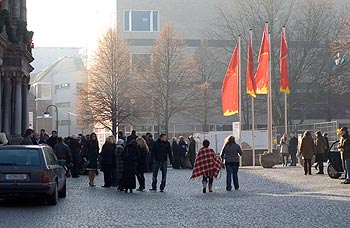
left=246, top=31, right=256, bottom=98
left=222, top=42, right=239, bottom=116
left=280, top=27, right=290, bottom=94
left=254, top=25, right=269, bottom=94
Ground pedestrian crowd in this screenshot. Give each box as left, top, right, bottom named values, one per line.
left=1, top=125, right=349, bottom=192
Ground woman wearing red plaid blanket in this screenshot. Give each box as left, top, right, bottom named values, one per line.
left=190, top=140, right=222, bottom=193
left=220, top=135, right=243, bottom=191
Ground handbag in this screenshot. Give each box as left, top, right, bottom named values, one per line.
left=83, top=160, right=90, bottom=168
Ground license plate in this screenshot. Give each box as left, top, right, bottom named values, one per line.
left=5, top=174, right=28, bottom=181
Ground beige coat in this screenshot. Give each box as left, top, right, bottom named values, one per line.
left=300, top=136, right=315, bottom=159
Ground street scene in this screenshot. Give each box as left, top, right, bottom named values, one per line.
left=1, top=0, right=350, bottom=227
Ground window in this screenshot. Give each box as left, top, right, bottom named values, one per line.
left=0, top=149, right=41, bottom=166
left=124, top=10, right=159, bottom=32
left=44, top=148, right=57, bottom=165
left=36, top=83, right=52, bottom=99
left=60, top=120, right=71, bottom=126
left=54, top=83, right=71, bottom=94
left=55, top=102, right=71, bottom=108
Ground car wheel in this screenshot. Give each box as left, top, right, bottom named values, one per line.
left=58, top=180, right=67, bottom=198
left=47, top=183, right=58, bottom=205
left=328, top=164, right=341, bottom=179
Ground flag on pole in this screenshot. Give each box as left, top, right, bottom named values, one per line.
left=280, top=27, right=290, bottom=94
left=254, top=25, right=269, bottom=94
left=222, top=42, right=239, bottom=116
left=246, top=31, right=256, bottom=97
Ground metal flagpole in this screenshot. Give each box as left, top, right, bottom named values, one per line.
left=249, top=29, right=256, bottom=166
left=284, top=93, right=288, bottom=134
left=238, top=35, right=243, bottom=166
left=268, top=31, right=273, bottom=153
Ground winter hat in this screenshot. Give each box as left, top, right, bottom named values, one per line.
left=71, top=135, right=78, bottom=139
left=117, top=139, right=124, bottom=145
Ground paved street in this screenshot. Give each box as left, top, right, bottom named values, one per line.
left=1, top=165, right=350, bottom=228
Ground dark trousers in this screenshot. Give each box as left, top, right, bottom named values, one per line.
left=226, top=164, right=239, bottom=190
left=111, top=168, right=117, bottom=187
left=180, top=154, right=186, bottom=168
left=103, top=165, right=113, bottom=187
left=71, top=162, right=80, bottom=177
left=152, top=161, right=167, bottom=190
left=202, top=176, right=213, bottom=185
left=136, top=172, right=145, bottom=189
left=290, top=152, right=297, bottom=165
left=304, top=159, right=312, bottom=175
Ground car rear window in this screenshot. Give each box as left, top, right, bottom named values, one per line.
left=0, top=149, right=41, bottom=166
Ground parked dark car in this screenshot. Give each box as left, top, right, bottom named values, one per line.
left=0, top=145, right=67, bottom=205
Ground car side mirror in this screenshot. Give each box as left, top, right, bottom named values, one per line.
left=57, top=160, right=66, bottom=166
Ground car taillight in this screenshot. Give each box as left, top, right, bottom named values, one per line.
left=42, top=169, right=50, bottom=183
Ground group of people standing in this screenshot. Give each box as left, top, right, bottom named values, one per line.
left=281, top=131, right=330, bottom=175
left=171, top=136, right=197, bottom=169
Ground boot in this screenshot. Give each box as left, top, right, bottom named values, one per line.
left=202, top=181, right=207, bottom=193
left=208, top=184, right=213, bottom=192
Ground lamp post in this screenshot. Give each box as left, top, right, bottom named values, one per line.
left=67, top=112, right=78, bottom=136
left=44, top=105, right=59, bottom=135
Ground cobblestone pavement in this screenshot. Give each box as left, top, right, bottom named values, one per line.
left=1, top=165, right=350, bottom=228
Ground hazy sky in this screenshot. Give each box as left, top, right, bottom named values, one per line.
left=27, top=0, right=116, bottom=50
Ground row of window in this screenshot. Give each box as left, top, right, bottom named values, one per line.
left=34, top=83, right=82, bottom=99
left=124, top=10, right=159, bottom=32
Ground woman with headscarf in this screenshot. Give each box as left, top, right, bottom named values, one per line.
left=83, top=132, right=99, bottom=187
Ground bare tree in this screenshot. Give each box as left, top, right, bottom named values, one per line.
left=141, top=24, right=197, bottom=136
left=189, top=40, right=225, bottom=131
left=77, top=28, right=131, bottom=136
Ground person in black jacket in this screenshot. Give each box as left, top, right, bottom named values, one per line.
left=126, top=130, right=138, bottom=145
left=136, top=137, right=149, bottom=191
left=100, top=136, right=116, bottom=188
left=47, top=130, right=58, bottom=148
left=150, top=134, right=173, bottom=192
left=53, top=137, right=72, bottom=165
left=69, top=135, right=81, bottom=178
left=172, top=137, right=180, bottom=169
left=188, top=136, right=196, bottom=169
left=288, top=133, right=298, bottom=166
left=121, top=140, right=139, bottom=193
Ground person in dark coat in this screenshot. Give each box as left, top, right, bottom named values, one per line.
left=188, top=136, right=196, bottom=169
left=136, top=137, right=149, bottom=191
left=145, top=133, right=154, bottom=172
left=300, top=131, right=315, bottom=175
left=114, top=139, right=125, bottom=190
left=53, top=137, right=72, bottom=165
left=47, top=130, right=59, bottom=148
left=118, top=131, right=126, bottom=144
left=172, top=137, right=181, bottom=169
left=40, top=129, right=49, bottom=144
left=339, top=127, right=350, bottom=184
left=121, top=140, right=139, bottom=193
left=150, top=134, right=173, bottom=192
left=323, top=132, right=330, bottom=162
left=83, top=133, right=100, bottom=187
left=126, top=130, right=138, bottom=145
left=314, top=131, right=326, bottom=174
left=69, top=135, right=81, bottom=178
left=178, top=136, right=188, bottom=169
left=288, top=133, right=298, bottom=166
left=20, top=129, right=34, bottom=145
left=100, top=136, right=116, bottom=188
left=32, top=132, right=41, bottom=145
